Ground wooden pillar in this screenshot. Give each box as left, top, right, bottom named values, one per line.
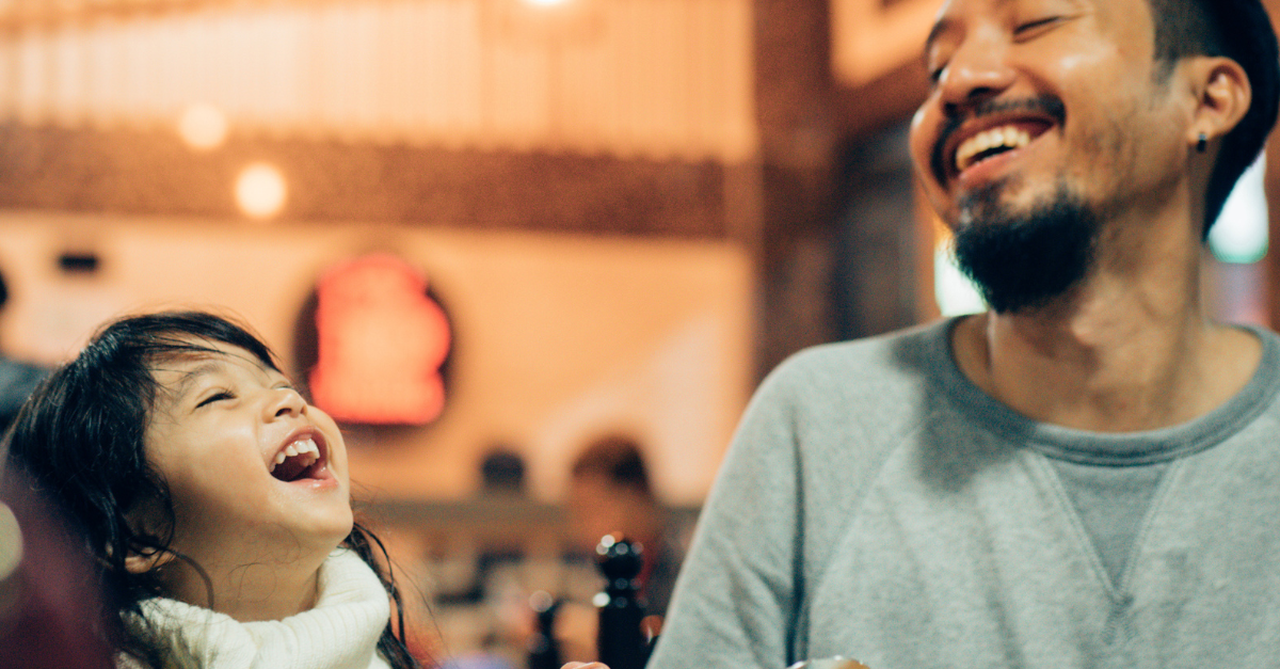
left=1264, top=0, right=1280, bottom=330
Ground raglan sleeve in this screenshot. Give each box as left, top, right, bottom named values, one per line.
left=646, top=359, right=809, bottom=669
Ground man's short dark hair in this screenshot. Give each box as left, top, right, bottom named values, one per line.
left=1148, top=0, right=1280, bottom=236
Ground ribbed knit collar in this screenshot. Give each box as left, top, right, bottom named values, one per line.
left=129, top=548, right=391, bottom=669
left=931, top=319, right=1280, bottom=466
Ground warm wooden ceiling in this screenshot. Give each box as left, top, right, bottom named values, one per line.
left=0, top=0, right=759, bottom=162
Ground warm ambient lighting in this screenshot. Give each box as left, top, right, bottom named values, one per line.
left=524, top=0, right=570, bottom=6
left=235, top=163, right=288, bottom=220
left=177, top=103, right=229, bottom=151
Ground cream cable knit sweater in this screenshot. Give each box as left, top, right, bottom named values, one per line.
left=121, top=549, right=391, bottom=669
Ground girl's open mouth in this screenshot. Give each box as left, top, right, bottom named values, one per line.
left=269, top=436, right=329, bottom=483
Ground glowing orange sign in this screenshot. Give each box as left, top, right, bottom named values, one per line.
left=309, top=253, right=452, bottom=425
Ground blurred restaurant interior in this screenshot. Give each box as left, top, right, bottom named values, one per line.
left=1, top=0, right=1280, bottom=665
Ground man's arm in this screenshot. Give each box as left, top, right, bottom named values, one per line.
left=647, top=365, right=807, bottom=669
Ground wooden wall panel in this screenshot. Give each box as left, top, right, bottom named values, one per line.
left=0, top=0, right=757, bottom=162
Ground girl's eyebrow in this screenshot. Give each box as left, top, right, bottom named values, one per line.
left=167, top=354, right=283, bottom=399
left=169, top=360, right=230, bottom=400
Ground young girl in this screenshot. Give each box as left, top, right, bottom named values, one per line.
left=3, top=310, right=423, bottom=669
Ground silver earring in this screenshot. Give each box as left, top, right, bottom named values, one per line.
left=1197, top=133, right=1208, bottom=153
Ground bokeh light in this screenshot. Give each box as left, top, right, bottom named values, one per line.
left=177, top=103, right=229, bottom=151
left=234, top=162, right=288, bottom=220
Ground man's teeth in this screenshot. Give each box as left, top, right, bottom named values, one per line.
left=955, top=125, right=1032, bottom=172
left=269, top=438, right=320, bottom=473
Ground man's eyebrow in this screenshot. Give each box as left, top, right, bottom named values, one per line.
left=924, top=0, right=1021, bottom=60
left=924, top=17, right=953, bottom=56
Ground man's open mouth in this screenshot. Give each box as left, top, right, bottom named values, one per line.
left=948, top=118, right=1054, bottom=177
left=932, top=96, right=1066, bottom=185
left=955, top=124, right=1031, bottom=172
left=269, top=435, right=328, bottom=483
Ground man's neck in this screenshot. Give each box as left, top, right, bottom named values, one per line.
left=951, top=270, right=1261, bottom=433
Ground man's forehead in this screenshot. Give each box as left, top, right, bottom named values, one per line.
left=926, top=0, right=1105, bottom=42
left=926, top=0, right=1009, bottom=49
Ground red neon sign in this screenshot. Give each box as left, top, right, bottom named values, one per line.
left=309, top=253, right=452, bottom=425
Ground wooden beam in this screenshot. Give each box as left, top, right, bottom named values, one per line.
left=0, top=123, right=731, bottom=238
left=0, top=0, right=373, bottom=32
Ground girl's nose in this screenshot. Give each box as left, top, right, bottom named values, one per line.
left=265, top=386, right=307, bottom=419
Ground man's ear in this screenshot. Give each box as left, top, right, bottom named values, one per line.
left=1186, top=56, right=1252, bottom=149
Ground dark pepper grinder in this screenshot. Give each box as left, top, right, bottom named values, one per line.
left=527, top=591, right=562, bottom=669
left=594, top=534, right=649, bottom=669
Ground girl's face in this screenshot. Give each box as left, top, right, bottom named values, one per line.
left=142, top=339, right=353, bottom=569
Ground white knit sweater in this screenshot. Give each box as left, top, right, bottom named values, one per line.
left=122, top=549, right=392, bottom=669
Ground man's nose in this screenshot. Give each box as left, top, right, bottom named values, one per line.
left=937, top=33, right=1016, bottom=114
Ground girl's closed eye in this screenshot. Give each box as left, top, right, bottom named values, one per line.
left=195, top=390, right=234, bottom=408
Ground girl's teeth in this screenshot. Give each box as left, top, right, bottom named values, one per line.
left=270, top=438, right=322, bottom=474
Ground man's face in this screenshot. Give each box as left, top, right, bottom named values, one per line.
left=907, top=0, right=1193, bottom=310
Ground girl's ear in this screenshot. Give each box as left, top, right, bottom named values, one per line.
left=1185, top=55, right=1252, bottom=149
left=122, top=498, right=175, bottom=574
left=124, top=545, right=175, bottom=574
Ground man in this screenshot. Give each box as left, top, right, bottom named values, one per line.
left=644, top=0, right=1280, bottom=667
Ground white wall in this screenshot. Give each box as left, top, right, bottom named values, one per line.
left=0, top=213, right=754, bottom=505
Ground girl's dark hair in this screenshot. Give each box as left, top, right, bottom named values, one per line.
left=2, top=310, right=422, bottom=668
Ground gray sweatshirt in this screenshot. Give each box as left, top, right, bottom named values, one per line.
left=648, top=319, right=1280, bottom=669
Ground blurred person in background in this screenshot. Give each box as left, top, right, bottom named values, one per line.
left=547, top=434, right=685, bottom=665
left=565, top=435, right=681, bottom=621
left=1, top=444, right=114, bottom=668
left=0, top=269, right=49, bottom=436
left=0, top=266, right=96, bottom=668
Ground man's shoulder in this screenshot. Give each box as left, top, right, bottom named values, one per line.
left=774, top=319, right=951, bottom=380
left=0, top=355, right=46, bottom=376
left=751, top=320, right=957, bottom=414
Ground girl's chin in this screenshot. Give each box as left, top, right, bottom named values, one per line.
left=268, top=507, right=355, bottom=554
left=308, top=513, right=356, bottom=547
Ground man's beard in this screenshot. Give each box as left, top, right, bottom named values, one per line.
left=952, top=182, right=1100, bottom=314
